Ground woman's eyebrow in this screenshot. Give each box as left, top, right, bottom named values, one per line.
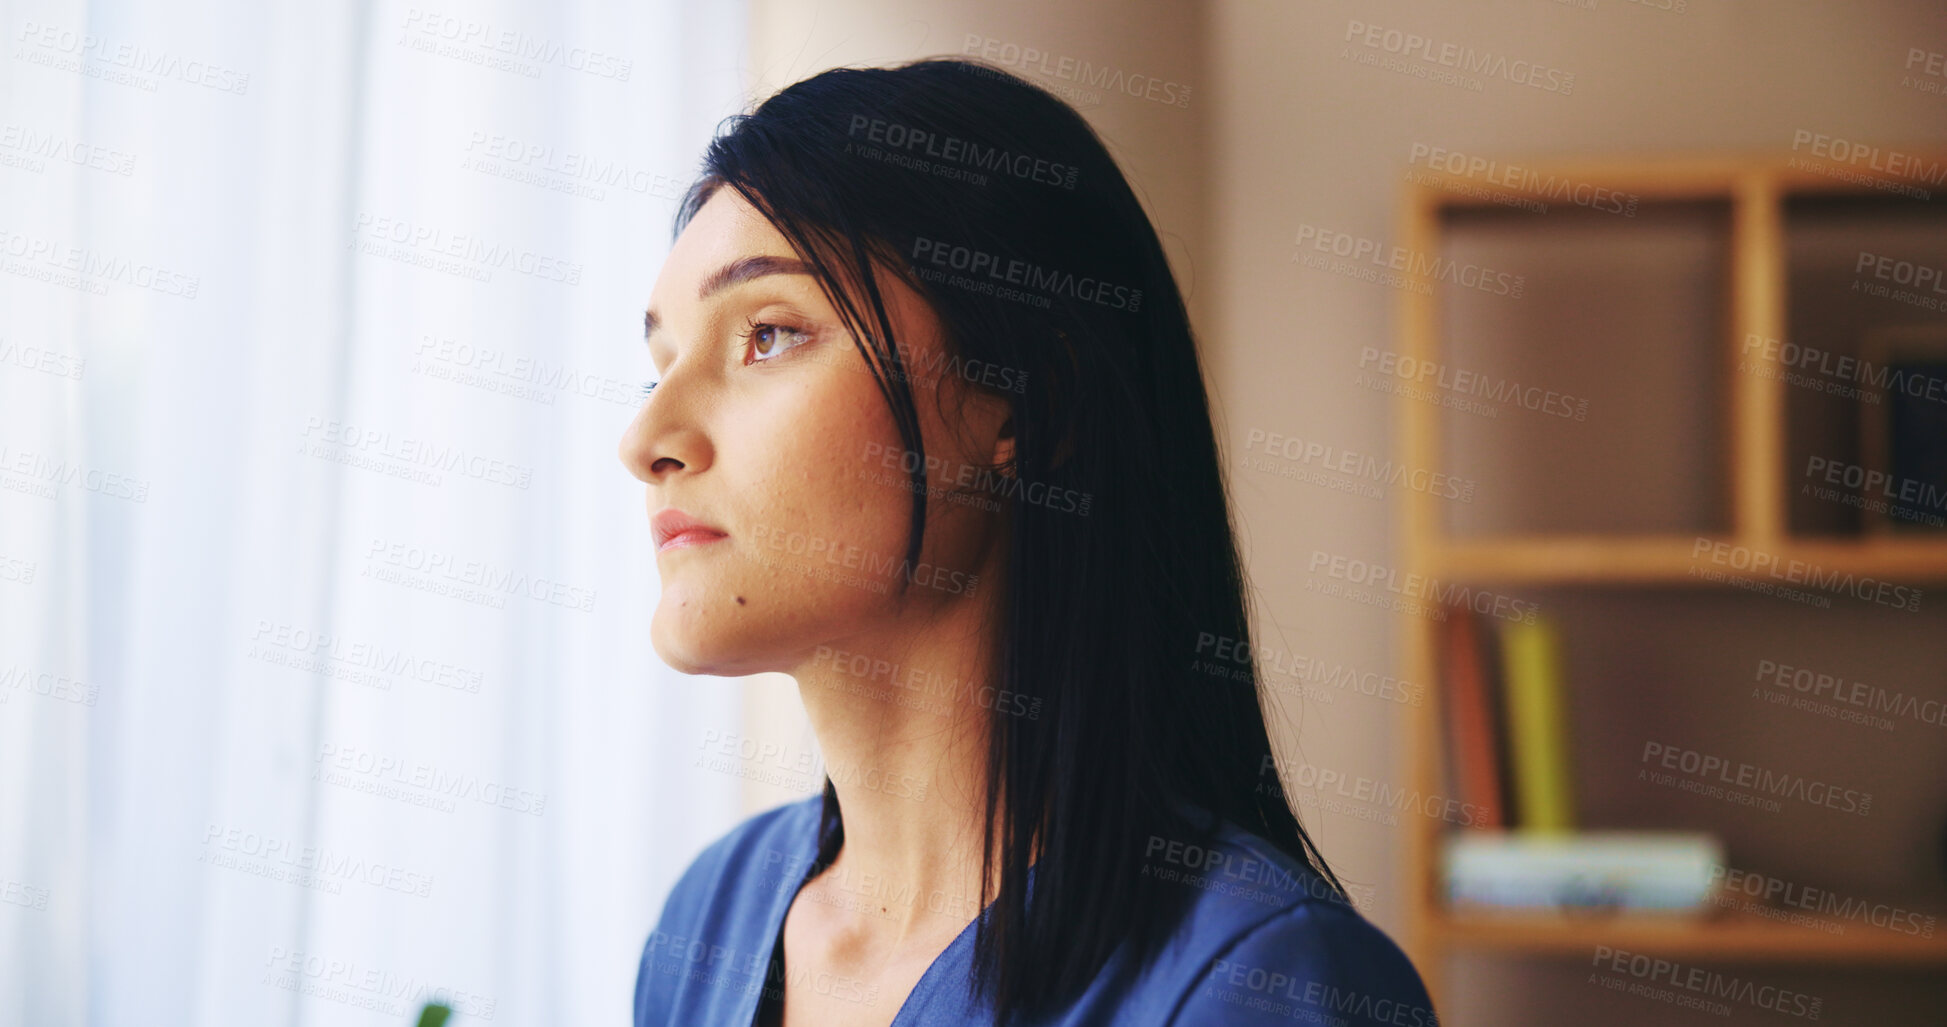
left=642, top=254, right=816, bottom=361
left=697, top=254, right=815, bottom=299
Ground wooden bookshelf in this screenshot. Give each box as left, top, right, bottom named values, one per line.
left=1426, top=536, right=1947, bottom=584
left=1434, top=908, right=1947, bottom=964
left=1393, top=152, right=1947, bottom=1008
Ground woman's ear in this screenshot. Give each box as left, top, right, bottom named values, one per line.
left=992, top=415, right=1017, bottom=477
left=992, top=412, right=1078, bottom=474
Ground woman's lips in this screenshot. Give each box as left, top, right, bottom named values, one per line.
left=651, top=508, right=729, bottom=553
left=658, top=528, right=728, bottom=553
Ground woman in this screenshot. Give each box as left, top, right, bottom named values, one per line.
left=622, top=58, right=1434, bottom=1027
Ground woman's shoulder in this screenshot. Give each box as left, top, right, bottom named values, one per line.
left=1140, top=815, right=1438, bottom=1026
left=633, top=794, right=823, bottom=1027
left=654, top=793, right=824, bottom=923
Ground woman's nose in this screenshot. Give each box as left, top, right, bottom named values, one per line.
left=618, top=378, right=710, bottom=484
left=618, top=402, right=665, bottom=483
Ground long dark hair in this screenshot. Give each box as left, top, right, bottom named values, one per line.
left=673, top=58, right=1342, bottom=1024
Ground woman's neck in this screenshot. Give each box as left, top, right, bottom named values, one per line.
left=789, top=587, right=1010, bottom=943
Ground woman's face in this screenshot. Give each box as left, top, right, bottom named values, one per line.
left=619, top=187, right=1010, bottom=678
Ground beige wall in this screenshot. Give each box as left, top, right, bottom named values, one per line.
left=1206, top=2, right=1947, bottom=1023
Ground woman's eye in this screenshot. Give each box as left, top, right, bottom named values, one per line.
left=746, top=322, right=813, bottom=362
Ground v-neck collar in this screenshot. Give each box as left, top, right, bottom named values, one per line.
left=741, top=801, right=1036, bottom=1027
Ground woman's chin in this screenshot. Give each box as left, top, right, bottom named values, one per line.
left=649, top=600, right=757, bottom=677
left=649, top=613, right=714, bottom=676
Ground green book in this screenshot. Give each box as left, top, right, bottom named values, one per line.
left=1500, top=616, right=1575, bottom=831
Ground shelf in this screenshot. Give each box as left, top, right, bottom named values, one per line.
left=1402, top=151, right=1947, bottom=206
left=1431, top=907, right=1947, bottom=964
left=1421, top=535, right=1947, bottom=584
left=1393, top=154, right=1947, bottom=1012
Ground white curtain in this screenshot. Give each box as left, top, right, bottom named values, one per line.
left=0, top=1, right=748, bottom=1023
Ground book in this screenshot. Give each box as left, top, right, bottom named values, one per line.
left=1481, top=620, right=1519, bottom=827
left=1500, top=615, right=1575, bottom=831
left=1444, top=831, right=1724, bottom=913
left=1441, top=608, right=1505, bottom=828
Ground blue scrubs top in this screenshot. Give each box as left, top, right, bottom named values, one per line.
left=634, top=795, right=1436, bottom=1026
